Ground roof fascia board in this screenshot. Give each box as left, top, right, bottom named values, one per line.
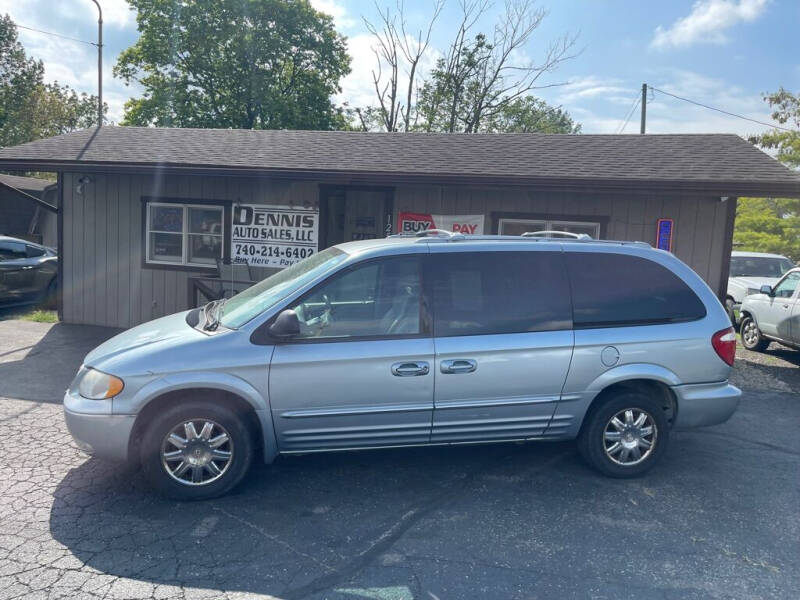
left=0, top=159, right=798, bottom=198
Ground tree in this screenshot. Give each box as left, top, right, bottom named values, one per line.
left=470, top=94, right=579, bottom=133
left=0, top=14, right=102, bottom=147
left=748, top=88, right=800, bottom=168
left=734, top=198, right=800, bottom=261
left=358, top=0, right=580, bottom=133
left=735, top=89, right=800, bottom=261
left=363, top=0, right=444, bottom=132
left=115, top=0, right=351, bottom=130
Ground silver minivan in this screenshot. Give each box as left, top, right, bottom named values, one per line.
left=65, top=233, right=741, bottom=500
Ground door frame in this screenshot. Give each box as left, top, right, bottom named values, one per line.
left=318, top=184, right=395, bottom=250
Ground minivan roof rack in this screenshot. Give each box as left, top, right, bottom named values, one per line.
left=386, top=232, right=651, bottom=248
left=521, top=230, right=593, bottom=240
left=390, top=229, right=465, bottom=240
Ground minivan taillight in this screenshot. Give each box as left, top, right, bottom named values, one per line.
left=712, top=327, right=737, bottom=366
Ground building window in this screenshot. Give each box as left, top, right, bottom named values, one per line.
left=498, top=218, right=601, bottom=239
left=146, top=202, right=224, bottom=267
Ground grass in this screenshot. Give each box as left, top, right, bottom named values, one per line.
left=19, top=309, right=59, bottom=323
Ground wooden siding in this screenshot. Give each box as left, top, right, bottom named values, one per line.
left=62, top=173, right=731, bottom=328
left=61, top=172, right=317, bottom=328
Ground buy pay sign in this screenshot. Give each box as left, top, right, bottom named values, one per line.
left=398, top=212, right=485, bottom=235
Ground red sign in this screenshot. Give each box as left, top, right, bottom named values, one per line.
left=398, top=212, right=484, bottom=235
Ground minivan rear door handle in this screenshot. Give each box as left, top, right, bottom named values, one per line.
left=440, top=359, right=477, bottom=374
left=391, top=361, right=430, bottom=377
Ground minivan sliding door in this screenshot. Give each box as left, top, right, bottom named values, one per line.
left=428, top=249, right=574, bottom=443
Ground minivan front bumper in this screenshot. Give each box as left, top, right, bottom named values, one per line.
left=64, top=390, right=135, bottom=462
left=671, top=382, right=741, bottom=429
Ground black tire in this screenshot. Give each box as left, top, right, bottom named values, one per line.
left=740, top=315, right=769, bottom=352
left=725, top=298, right=737, bottom=328
left=140, top=399, right=254, bottom=500
left=577, top=391, right=670, bottom=478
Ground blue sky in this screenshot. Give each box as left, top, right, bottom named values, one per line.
left=1, top=0, right=797, bottom=135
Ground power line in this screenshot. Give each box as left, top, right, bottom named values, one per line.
left=649, top=86, right=796, bottom=133
left=616, top=94, right=641, bottom=134
left=15, top=23, right=97, bottom=47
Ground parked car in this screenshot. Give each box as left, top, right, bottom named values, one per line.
left=65, top=233, right=740, bottom=500
left=0, top=235, right=57, bottom=308
left=726, top=251, right=794, bottom=326
left=739, top=267, right=800, bottom=352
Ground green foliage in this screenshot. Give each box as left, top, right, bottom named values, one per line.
left=0, top=14, right=102, bottom=147
left=748, top=88, right=800, bottom=168
left=115, top=0, right=350, bottom=130
left=737, top=89, right=800, bottom=261
left=734, top=197, right=800, bottom=261
left=21, top=309, right=59, bottom=323
left=481, top=96, right=581, bottom=134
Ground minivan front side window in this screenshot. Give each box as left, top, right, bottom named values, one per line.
left=219, top=247, right=347, bottom=329
left=290, top=256, right=422, bottom=339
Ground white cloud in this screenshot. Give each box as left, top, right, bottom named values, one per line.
left=310, top=0, right=356, bottom=29
left=555, top=76, right=631, bottom=104
left=651, top=0, right=768, bottom=50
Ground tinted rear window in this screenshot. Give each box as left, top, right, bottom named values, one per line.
left=565, top=252, right=706, bottom=328
left=430, top=251, right=572, bottom=336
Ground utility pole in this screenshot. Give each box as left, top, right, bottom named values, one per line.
left=90, top=0, right=103, bottom=126
left=640, top=83, right=647, bottom=134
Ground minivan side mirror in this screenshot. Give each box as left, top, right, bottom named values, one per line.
left=759, top=284, right=773, bottom=296
left=268, top=309, right=300, bottom=339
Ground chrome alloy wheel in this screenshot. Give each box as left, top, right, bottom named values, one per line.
left=161, top=419, right=234, bottom=486
left=603, top=409, right=657, bottom=466
left=742, top=318, right=759, bottom=347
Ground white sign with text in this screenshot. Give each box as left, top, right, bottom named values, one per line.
left=231, top=204, right=318, bottom=269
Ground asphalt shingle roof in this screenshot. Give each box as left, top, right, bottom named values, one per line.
left=0, top=126, right=798, bottom=196
left=0, top=173, right=54, bottom=192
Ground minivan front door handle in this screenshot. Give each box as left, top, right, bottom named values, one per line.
left=440, top=359, right=477, bottom=374
left=391, top=361, right=430, bottom=377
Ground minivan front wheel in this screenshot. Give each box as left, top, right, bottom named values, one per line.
left=140, top=401, right=254, bottom=500
left=578, top=392, right=669, bottom=478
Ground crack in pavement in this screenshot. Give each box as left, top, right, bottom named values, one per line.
left=683, top=429, right=800, bottom=457
left=281, top=450, right=574, bottom=600
left=0, top=400, right=42, bottom=423
left=209, top=502, right=337, bottom=574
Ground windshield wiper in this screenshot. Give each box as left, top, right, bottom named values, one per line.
left=202, top=299, right=227, bottom=331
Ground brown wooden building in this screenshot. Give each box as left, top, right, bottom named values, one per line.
left=0, top=126, right=798, bottom=329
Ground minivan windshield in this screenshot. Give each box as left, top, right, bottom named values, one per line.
left=730, top=256, right=793, bottom=278
left=219, top=247, right=348, bottom=329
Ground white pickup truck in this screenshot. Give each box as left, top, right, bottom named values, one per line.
left=726, top=251, right=794, bottom=325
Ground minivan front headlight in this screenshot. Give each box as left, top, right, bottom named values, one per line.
left=78, top=368, right=125, bottom=400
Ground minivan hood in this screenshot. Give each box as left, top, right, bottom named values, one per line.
left=84, top=310, right=203, bottom=372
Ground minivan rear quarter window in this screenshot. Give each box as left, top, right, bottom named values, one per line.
left=430, top=251, right=572, bottom=336
left=566, top=252, right=706, bottom=328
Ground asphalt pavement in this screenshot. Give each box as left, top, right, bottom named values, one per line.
left=0, top=320, right=797, bottom=600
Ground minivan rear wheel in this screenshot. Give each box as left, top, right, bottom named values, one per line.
left=140, top=400, right=254, bottom=500
left=578, top=392, right=669, bottom=478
